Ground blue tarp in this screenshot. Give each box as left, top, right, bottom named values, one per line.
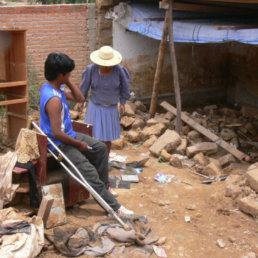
left=126, top=4, right=258, bottom=44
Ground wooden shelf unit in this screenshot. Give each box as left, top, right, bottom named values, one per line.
left=0, top=29, right=28, bottom=140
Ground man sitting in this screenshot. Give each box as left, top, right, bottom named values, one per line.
left=40, top=52, right=133, bottom=215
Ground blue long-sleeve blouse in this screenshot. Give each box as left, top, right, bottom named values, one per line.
left=79, top=64, right=130, bottom=105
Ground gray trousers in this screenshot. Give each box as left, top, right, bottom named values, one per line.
left=59, top=132, right=120, bottom=211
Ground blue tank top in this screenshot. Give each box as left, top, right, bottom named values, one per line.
left=40, top=82, right=76, bottom=151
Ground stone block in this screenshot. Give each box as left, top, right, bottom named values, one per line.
left=155, top=117, right=170, bottom=127
left=186, top=142, right=218, bottom=157
left=248, top=162, right=258, bottom=171
left=41, top=183, right=66, bottom=229
left=238, top=196, right=258, bottom=218
left=220, top=128, right=236, bottom=141
left=225, top=184, right=242, bottom=200
left=175, top=138, right=188, bottom=155
left=218, top=154, right=235, bottom=167
left=170, top=156, right=182, bottom=168
left=147, top=118, right=159, bottom=126
left=181, top=125, right=191, bottom=135
left=193, top=152, right=209, bottom=165
left=125, top=130, right=141, bottom=143
left=143, top=135, right=157, bottom=148
left=124, top=101, right=136, bottom=116
left=149, top=129, right=181, bottom=156
left=120, top=116, right=135, bottom=128
left=134, top=100, right=147, bottom=112
left=164, top=111, right=174, bottom=121
left=141, top=123, right=166, bottom=141
left=187, top=130, right=202, bottom=141
left=246, top=169, right=258, bottom=192
left=132, top=118, right=145, bottom=130
left=112, top=137, right=124, bottom=149
left=203, top=161, right=222, bottom=176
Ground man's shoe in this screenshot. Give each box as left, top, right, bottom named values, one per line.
left=116, top=205, right=134, bottom=215
left=108, top=187, right=118, bottom=197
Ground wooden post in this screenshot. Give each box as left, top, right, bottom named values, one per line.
left=149, top=10, right=169, bottom=117
left=168, top=0, right=182, bottom=133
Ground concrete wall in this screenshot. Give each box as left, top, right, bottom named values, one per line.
left=114, top=22, right=258, bottom=107
left=0, top=4, right=97, bottom=86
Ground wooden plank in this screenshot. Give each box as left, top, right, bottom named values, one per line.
left=0, top=81, right=27, bottom=88
left=0, top=97, right=27, bottom=106
left=160, top=101, right=247, bottom=160
left=173, top=2, right=257, bottom=14
left=215, top=25, right=258, bottom=30
left=37, top=195, right=54, bottom=228
left=202, top=0, right=258, bottom=4
left=7, top=111, right=27, bottom=120
left=72, top=120, right=93, bottom=137
left=175, top=0, right=258, bottom=9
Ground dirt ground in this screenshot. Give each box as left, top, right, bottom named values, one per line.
left=38, top=146, right=258, bottom=258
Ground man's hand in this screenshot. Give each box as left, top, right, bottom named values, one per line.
left=120, top=104, right=125, bottom=116
left=77, top=141, right=90, bottom=152
left=76, top=102, right=84, bottom=113
left=64, top=80, right=85, bottom=103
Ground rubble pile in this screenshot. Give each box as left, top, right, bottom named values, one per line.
left=225, top=162, right=258, bottom=218
left=71, top=101, right=258, bottom=218
left=73, top=100, right=258, bottom=175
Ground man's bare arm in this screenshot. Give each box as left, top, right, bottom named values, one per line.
left=65, top=79, right=85, bottom=103
left=45, top=97, right=88, bottom=152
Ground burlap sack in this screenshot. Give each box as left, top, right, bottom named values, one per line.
left=15, top=128, right=40, bottom=164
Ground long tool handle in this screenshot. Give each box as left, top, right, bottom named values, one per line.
left=31, top=121, right=129, bottom=229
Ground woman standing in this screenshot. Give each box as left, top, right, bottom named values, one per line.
left=78, top=46, right=130, bottom=154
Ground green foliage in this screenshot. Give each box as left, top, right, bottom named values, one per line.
left=0, top=106, right=6, bottom=143
left=27, top=56, right=41, bottom=112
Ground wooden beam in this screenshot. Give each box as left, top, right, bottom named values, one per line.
left=0, top=81, right=27, bottom=88
left=215, top=25, right=258, bottom=30
left=149, top=10, right=169, bottom=117
left=199, top=0, right=258, bottom=4
left=168, top=0, right=182, bottom=133
left=160, top=0, right=169, bottom=9
left=160, top=101, right=247, bottom=160
left=176, top=0, right=258, bottom=9
left=172, top=2, right=257, bottom=14
left=0, top=98, right=27, bottom=106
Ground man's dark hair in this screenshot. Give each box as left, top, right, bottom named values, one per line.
left=44, top=53, right=75, bottom=81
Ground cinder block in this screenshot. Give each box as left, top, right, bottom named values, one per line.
left=246, top=169, right=258, bottom=192
left=238, top=196, right=258, bottom=218
left=186, top=142, right=218, bottom=157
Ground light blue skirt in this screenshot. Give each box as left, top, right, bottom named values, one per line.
left=84, top=100, right=120, bottom=141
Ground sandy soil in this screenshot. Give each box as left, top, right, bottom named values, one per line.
left=38, top=146, right=258, bottom=258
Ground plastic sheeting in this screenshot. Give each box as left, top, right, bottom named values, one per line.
left=0, top=152, right=18, bottom=205
left=0, top=208, right=44, bottom=258
left=116, top=3, right=258, bottom=45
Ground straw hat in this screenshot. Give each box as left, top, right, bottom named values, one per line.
left=90, top=46, right=122, bottom=67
